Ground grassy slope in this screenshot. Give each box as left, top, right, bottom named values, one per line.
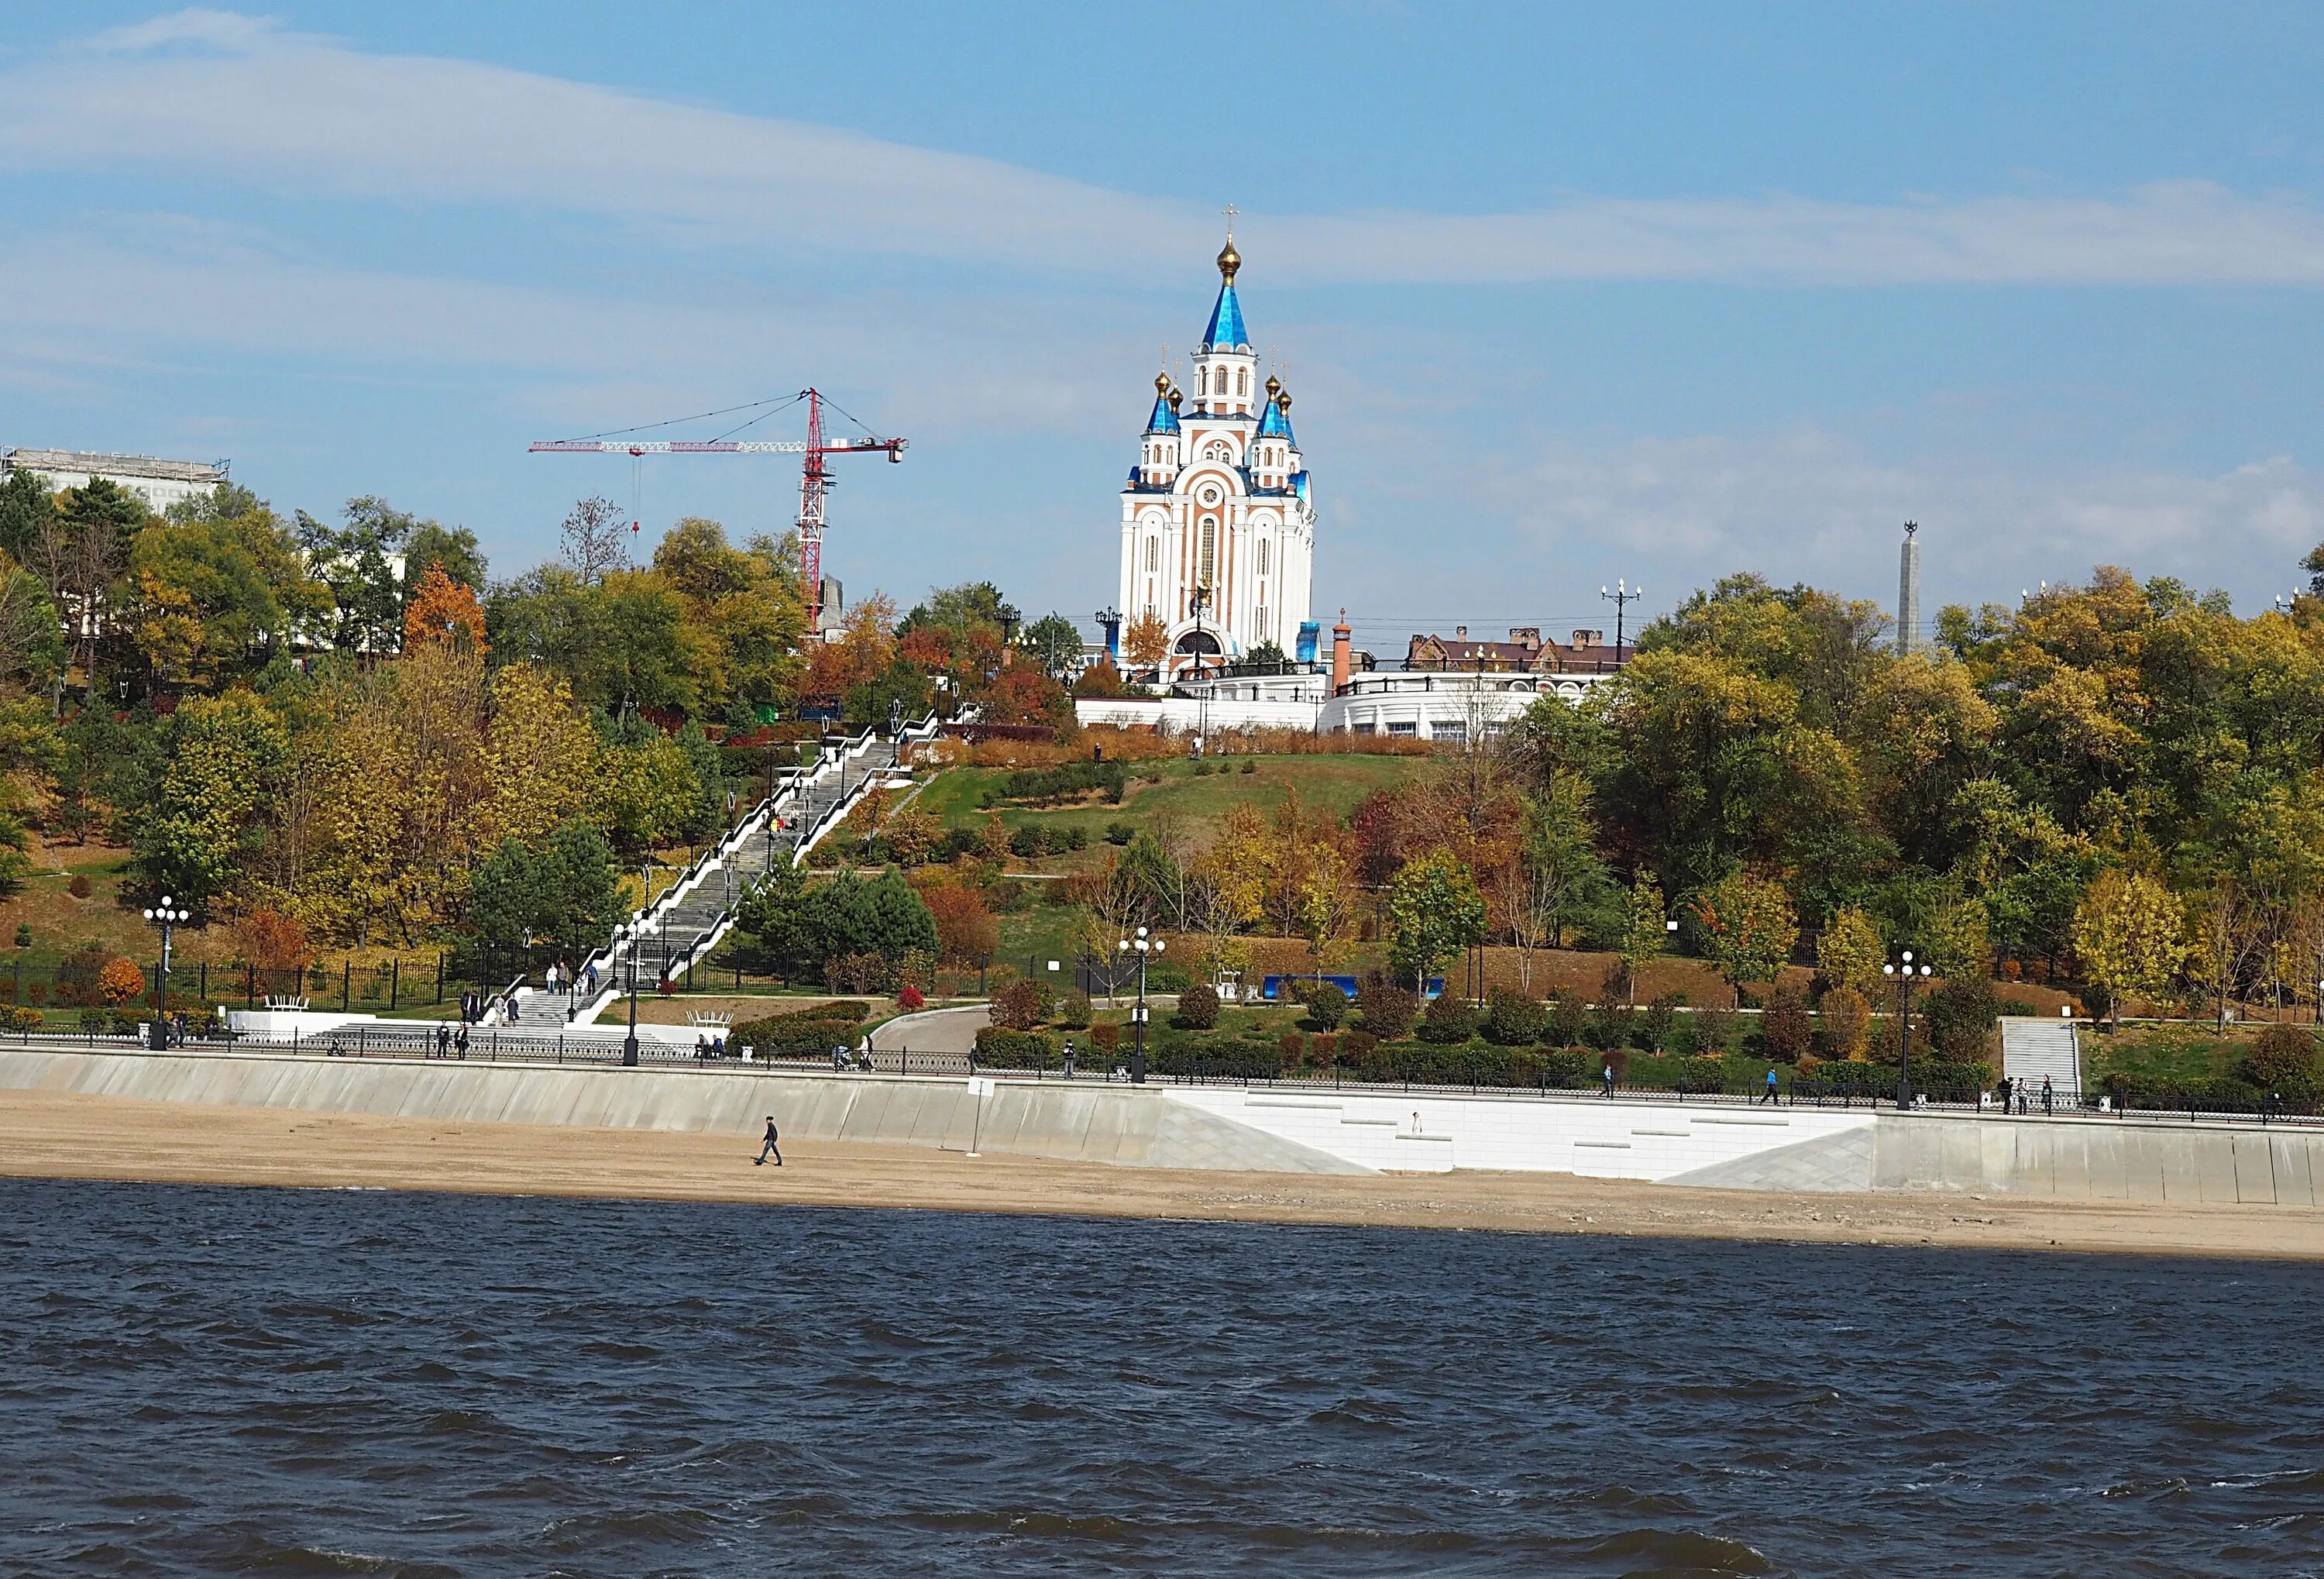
left=921, top=754, right=1431, bottom=845
left=916, top=754, right=1430, bottom=968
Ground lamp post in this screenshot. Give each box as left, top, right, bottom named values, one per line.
left=141, top=895, right=191, bottom=1049
left=1882, top=949, right=1934, bottom=1109
left=1115, top=925, right=1164, bottom=1085
left=618, top=923, right=641, bottom=1067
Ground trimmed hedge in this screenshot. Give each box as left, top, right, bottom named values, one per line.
left=2102, top=1071, right=2311, bottom=1116
left=731, top=1016, right=861, bottom=1057
left=1794, top=1060, right=1992, bottom=1103
left=974, top=1027, right=1059, bottom=1068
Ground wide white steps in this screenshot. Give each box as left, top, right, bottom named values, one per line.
left=1999, top=1017, right=2080, bottom=1097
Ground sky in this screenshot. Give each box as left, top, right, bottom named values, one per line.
left=5, top=2, right=2324, bottom=651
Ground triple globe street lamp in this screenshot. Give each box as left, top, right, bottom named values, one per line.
left=1882, top=949, right=1934, bottom=1109
left=1115, top=925, right=1164, bottom=1085
left=142, top=895, right=191, bottom=1049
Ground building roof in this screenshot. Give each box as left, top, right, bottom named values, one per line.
left=1404, top=626, right=1631, bottom=674
left=3, top=449, right=225, bottom=485
left=1201, top=278, right=1250, bottom=353
left=1257, top=390, right=1294, bottom=442
left=1144, top=389, right=1179, bottom=435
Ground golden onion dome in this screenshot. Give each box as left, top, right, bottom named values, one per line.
left=1218, top=235, right=1240, bottom=282
left=1264, top=372, right=1281, bottom=398
left=1155, top=369, right=1171, bottom=394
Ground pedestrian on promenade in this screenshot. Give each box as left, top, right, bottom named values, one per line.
left=584, top=961, right=598, bottom=996
left=695, top=1032, right=708, bottom=1061
left=1064, top=1038, right=1076, bottom=1079
left=755, top=1115, right=782, bottom=1167
left=1601, top=1061, right=1616, bottom=1097
left=2041, top=1074, right=2054, bottom=1115
left=454, top=1024, right=469, bottom=1059
left=1996, top=1075, right=2012, bottom=1113
left=1761, top=1066, right=1780, bottom=1106
left=435, top=1023, right=451, bottom=1058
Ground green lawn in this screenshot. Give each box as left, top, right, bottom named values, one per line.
left=2079, top=1023, right=2257, bottom=1087
left=919, top=753, right=1432, bottom=862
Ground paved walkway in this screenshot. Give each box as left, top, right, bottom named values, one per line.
left=869, top=1004, right=990, bottom=1054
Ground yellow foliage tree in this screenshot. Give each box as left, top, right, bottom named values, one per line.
left=1817, top=905, right=1886, bottom=996
left=2074, top=868, right=2184, bottom=1026
left=480, top=664, right=596, bottom=848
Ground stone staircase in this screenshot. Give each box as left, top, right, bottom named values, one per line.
left=514, top=715, right=938, bottom=1028
left=1999, top=1016, right=2081, bottom=1098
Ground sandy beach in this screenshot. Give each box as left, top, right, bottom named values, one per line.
left=5, top=1087, right=2323, bottom=1260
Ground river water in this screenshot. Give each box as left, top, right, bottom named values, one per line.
left=4, top=1178, right=2321, bottom=1575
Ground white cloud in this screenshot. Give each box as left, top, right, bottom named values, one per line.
left=9, top=12, right=2324, bottom=287
left=0, top=219, right=1144, bottom=439
left=1466, top=428, right=2324, bottom=616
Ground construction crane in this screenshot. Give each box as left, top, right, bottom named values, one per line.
left=530, top=388, right=904, bottom=630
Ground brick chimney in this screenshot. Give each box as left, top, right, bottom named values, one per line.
left=1332, top=609, right=1352, bottom=693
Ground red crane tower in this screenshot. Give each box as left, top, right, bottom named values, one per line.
left=530, top=387, right=904, bottom=630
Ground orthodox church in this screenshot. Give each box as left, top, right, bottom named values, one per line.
left=1117, top=234, right=1316, bottom=673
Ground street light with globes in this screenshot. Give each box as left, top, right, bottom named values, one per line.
left=142, top=895, right=192, bottom=1049
left=1116, top=925, right=1164, bottom=1085
left=1882, top=949, right=1934, bottom=1109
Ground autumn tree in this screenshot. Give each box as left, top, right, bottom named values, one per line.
left=1122, top=611, right=1171, bottom=674
left=922, top=881, right=1001, bottom=967
left=402, top=562, right=488, bottom=654
left=1817, top=905, right=1887, bottom=996
left=1690, top=869, right=1800, bottom=1007
left=2073, top=869, right=2184, bottom=1027
left=232, top=906, right=315, bottom=976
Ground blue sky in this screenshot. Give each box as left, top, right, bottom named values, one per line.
left=5, top=3, right=2324, bottom=649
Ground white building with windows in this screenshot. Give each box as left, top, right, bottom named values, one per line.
left=1119, top=234, right=1315, bottom=673
left=2, top=448, right=228, bottom=515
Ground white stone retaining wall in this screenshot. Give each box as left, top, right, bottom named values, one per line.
left=1157, top=1085, right=1876, bottom=1178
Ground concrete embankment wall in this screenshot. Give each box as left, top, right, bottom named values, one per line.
left=0, top=1048, right=1365, bottom=1175
left=1875, top=1112, right=2324, bottom=1206
left=1163, top=1084, right=1877, bottom=1179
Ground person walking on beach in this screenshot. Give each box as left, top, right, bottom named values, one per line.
left=1761, top=1066, right=1780, bottom=1106
left=2041, top=1074, right=2054, bottom=1115
left=755, top=1115, right=782, bottom=1167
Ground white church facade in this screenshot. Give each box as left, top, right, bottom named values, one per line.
left=1117, top=234, right=1315, bottom=674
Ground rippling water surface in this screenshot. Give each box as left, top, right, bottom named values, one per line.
left=5, top=1179, right=2323, bottom=1575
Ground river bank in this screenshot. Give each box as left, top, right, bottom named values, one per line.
left=6, top=1088, right=2323, bottom=1260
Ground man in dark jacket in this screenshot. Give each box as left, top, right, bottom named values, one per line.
left=755, top=1116, right=782, bottom=1167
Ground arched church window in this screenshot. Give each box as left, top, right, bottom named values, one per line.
left=1257, top=539, right=1270, bottom=576
left=1196, top=367, right=1208, bottom=397
left=1199, top=518, right=1217, bottom=586
left=1236, top=367, right=1248, bottom=396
